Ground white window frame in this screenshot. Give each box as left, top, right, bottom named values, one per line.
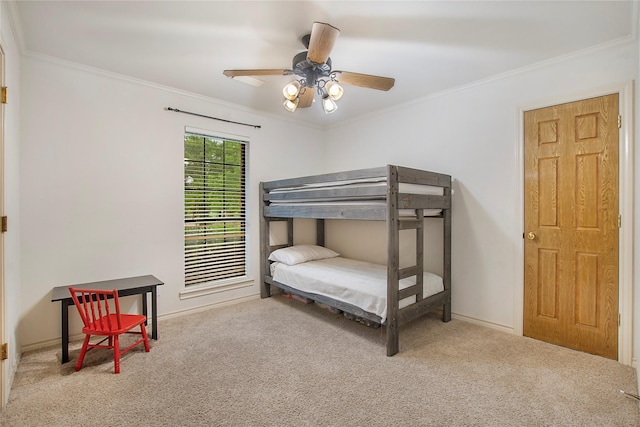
left=181, top=127, right=251, bottom=298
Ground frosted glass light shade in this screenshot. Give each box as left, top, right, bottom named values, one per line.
left=322, top=95, right=337, bottom=114
left=282, top=81, right=301, bottom=101
left=283, top=97, right=299, bottom=112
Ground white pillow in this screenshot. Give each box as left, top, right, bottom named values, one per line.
left=268, top=245, right=339, bottom=266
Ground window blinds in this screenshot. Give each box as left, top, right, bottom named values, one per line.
left=184, top=132, right=247, bottom=286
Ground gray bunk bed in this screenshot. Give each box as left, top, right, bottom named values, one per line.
left=259, top=164, right=452, bottom=356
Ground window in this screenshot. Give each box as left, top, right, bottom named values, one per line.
left=184, top=131, right=247, bottom=287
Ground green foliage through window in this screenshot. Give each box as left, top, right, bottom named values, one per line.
left=184, top=132, right=247, bottom=286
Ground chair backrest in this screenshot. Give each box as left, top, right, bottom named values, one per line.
left=68, top=287, right=122, bottom=332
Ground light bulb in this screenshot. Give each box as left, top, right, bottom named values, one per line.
left=282, top=81, right=301, bottom=101
left=325, top=81, right=344, bottom=101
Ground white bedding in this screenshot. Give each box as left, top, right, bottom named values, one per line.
left=271, top=256, right=444, bottom=323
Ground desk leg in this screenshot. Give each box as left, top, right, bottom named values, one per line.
left=61, top=300, right=70, bottom=364
left=141, top=292, right=148, bottom=326
left=151, top=286, right=158, bottom=340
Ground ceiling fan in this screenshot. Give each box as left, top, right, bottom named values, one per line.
left=223, top=22, right=395, bottom=114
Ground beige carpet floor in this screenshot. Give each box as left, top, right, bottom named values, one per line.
left=1, top=296, right=638, bottom=426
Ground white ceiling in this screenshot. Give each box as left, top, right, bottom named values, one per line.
left=10, top=1, right=636, bottom=127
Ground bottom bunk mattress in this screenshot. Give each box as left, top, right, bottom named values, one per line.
left=270, top=256, right=444, bottom=324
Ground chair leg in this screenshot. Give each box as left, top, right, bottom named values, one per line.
left=75, top=335, right=91, bottom=371
left=140, top=324, right=150, bottom=352
left=113, top=335, right=120, bottom=374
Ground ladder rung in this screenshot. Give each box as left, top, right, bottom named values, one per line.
left=399, top=265, right=422, bottom=280
left=399, top=219, right=423, bottom=230
left=399, top=284, right=421, bottom=300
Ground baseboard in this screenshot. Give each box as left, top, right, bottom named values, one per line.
left=20, top=333, right=85, bottom=354
left=450, top=312, right=515, bottom=335
left=2, top=352, right=20, bottom=408
left=158, top=293, right=260, bottom=321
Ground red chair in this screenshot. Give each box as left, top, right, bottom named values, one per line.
left=68, top=287, right=150, bottom=373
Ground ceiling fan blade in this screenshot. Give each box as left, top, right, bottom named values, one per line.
left=297, top=87, right=315, bottom=108
left=306, top=22, right=340, bottom=64
left=334, top=71, right=395, bottom=91
left=223, top=69, right=292, bottom=77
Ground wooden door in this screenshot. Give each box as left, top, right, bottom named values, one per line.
left=523, top=94, right=619, bottom=360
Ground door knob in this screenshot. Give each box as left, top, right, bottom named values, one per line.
left=527, top=232, right=536, bottom=240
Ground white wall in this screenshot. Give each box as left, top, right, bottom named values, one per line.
left=19, top=55, right=325, bottom=348
left=324, top=39, right=638, bottom=338
left=1, top=0, right=22, bottom=406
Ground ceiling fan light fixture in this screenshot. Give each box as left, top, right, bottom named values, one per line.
left=225, top=22, right=395, bottom=115
left=282, top=81, right=301, bottom=101
left=321, top=94, right=338, bottom=114
left=283, top=97, right=299, bottom=113
left=325, top=81, right=344, bottom=101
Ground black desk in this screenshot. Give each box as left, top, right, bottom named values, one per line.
left=51, top=275, right=164, bottom=364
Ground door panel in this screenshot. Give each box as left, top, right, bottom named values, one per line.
left=524, top=94, right=618, bottom=360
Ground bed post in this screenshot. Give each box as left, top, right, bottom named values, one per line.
left=316, top=219, right=325, bottom=247
left=259, top=182, right=271, bottom=298
left=287, top=218, right=294, bottom=246
left=386, top=165, right=400, bottom=356
left=442, top=185, right=452, bottom=322
left=415, top=209, right=424, bottom=301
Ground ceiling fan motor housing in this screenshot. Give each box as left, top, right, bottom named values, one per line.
left=292, top=51, right=331, bottom=88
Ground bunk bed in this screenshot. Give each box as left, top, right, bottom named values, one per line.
left=259, top=165, right=452, bottom=356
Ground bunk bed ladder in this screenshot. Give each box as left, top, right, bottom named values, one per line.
left=398, top=209, right=424, bottom=302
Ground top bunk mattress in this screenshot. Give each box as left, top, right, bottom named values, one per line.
left=271, top=256, right=444, bottom=324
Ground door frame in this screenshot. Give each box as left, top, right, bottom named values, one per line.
left=514, top=81, right=634, bottom=365
left=0, top=43, right=5, bottom=406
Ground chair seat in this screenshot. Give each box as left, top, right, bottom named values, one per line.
left=83, top=313, right=147, bottom=335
